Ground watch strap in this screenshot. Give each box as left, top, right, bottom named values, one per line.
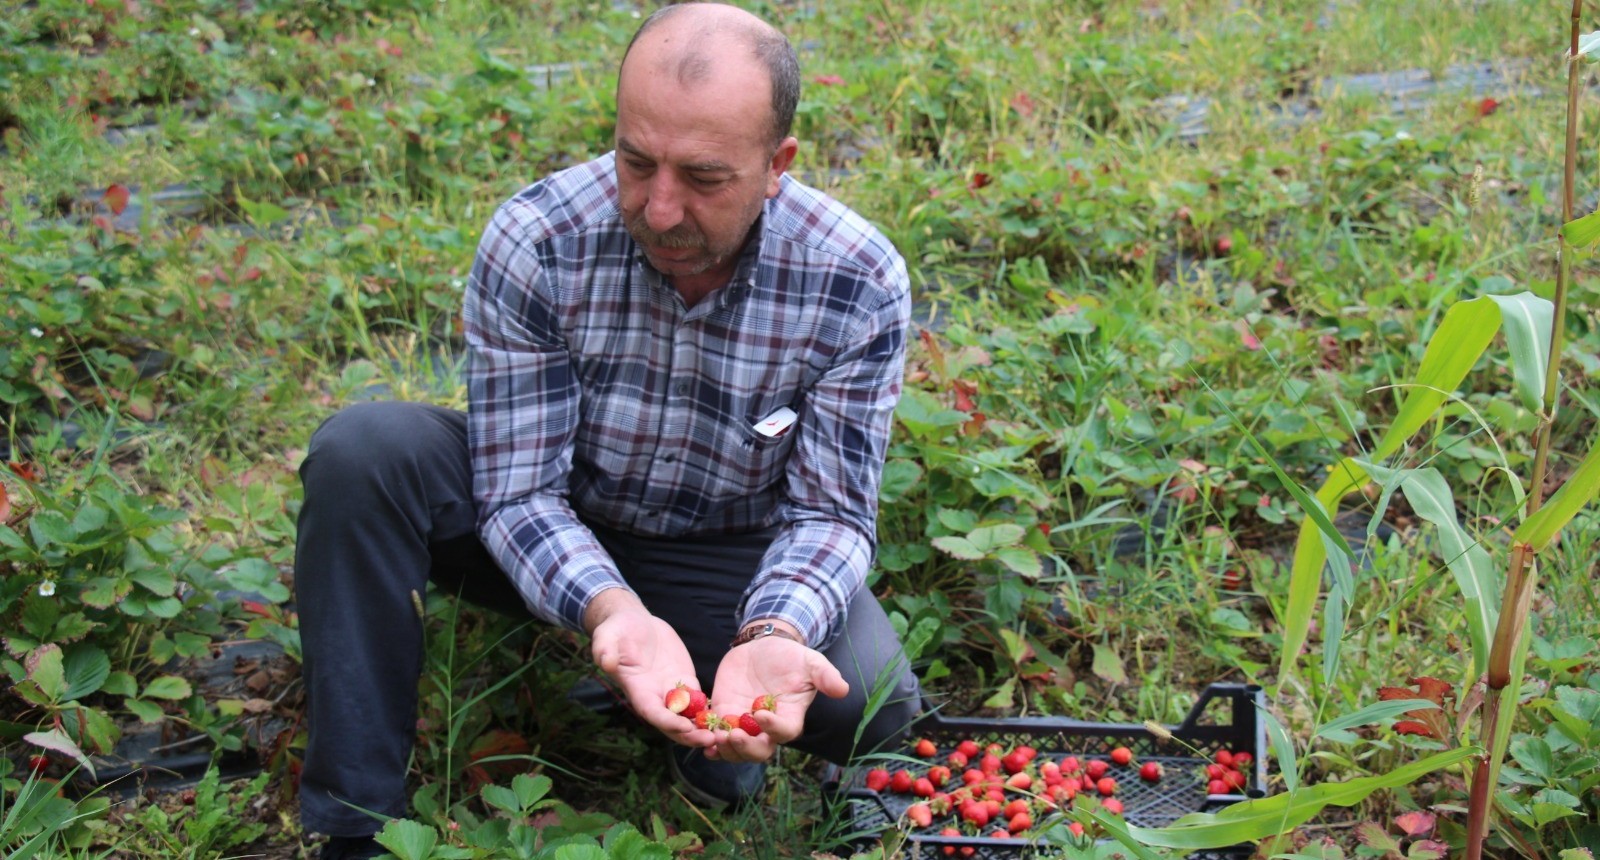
left=730, top=622, right=804, bottom=648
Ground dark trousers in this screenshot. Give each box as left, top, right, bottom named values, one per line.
left=294, top=401, right=920, bottom=836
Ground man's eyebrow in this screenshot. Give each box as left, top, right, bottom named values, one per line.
left=615, top=138, right=735, bottom=174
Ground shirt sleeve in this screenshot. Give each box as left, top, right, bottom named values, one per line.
left=737, top=255, right=912, bottom=649
left=463, top=204, right=630, bottom=631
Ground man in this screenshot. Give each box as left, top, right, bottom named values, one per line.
left=294, top=3, right=919, bottom=857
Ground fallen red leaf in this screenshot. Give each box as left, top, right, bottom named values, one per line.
left=7, top=462, right=39, bottom=483
left=1476, top=97, right=1499, bottom=117
left=104, top=183, right=130, bottom=216
left=1395, top=810, right=1436, bottom=838
left=968, top=172, right=992, bottom=191
left=1236, top=320, right=1262, bottom=351
left=813, top=74, right=845, bottom=87
left=1010, top=91, right=1036, bottom=118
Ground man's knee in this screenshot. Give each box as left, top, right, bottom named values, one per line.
left=302, top=401, right=461, bottom=490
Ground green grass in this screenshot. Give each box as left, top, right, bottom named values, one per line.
left=2, top=0, right=1598, bottom=856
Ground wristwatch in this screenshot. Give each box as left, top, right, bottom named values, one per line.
left=730, top=621, right=804, bottom=648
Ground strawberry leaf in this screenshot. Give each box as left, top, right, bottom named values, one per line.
left=103, top=183, right=131, bottom=216
left=24, top=728, right=95, bottom=778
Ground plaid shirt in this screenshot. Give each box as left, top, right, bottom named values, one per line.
left=464, top=152, right=910, bottom=648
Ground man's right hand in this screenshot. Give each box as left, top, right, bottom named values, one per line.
left=585, top=589, right=713, bottom=748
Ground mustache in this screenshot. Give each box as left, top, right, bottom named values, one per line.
left=625, top=213, right=705, bottom=250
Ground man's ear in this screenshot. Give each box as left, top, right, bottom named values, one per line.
left=765, top=137, right=799, bottom=198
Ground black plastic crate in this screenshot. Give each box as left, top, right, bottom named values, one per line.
left=823, top=683, right=1267, bottom=859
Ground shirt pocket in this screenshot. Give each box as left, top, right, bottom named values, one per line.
left=706, top=403, right=799, bottom=501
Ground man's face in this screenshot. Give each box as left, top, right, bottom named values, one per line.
left=614, top=54, right=796, bottom=289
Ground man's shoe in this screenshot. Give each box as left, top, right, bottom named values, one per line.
left=320, top=835, right=386, bottom=859
left=667, top=745, right=768, bottom=810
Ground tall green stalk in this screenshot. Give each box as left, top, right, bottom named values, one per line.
left=1462, top=2, right=1582, bottom=856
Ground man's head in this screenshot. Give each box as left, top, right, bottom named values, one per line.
left=614, top=3, right=801, bottom=291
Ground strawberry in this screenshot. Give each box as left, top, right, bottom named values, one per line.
left=927, top=765, right=951, bottom=787
left=738, top=713, right=763, bottom=736
left=979, top=753, right=1002, bottom=775
left=1222, top=769, right=1247, bottom=791
left=1096, top=777, right=1116, bottom=796
left=692, top=710, right=719, bottom=730
left=1000, top=751, right=1027, bottom=774
left=907, top=803, right=933, bottom=828
left=960, top=800, right=988, bottom=827
left=1207, top=778, right=1229, bottom=795
left=1110, top=746, right=1133, bottom=766
left=946, top=750, right=968, bottom=768
left=1015, top=745, right=1037, bottom=763
left=989, top=829, right=1011, bottom=839
left=961, top=768, right=984, bottom=785
left=1004, top=772, right=1032, bottom=791
left=1232, top=751, right=1253, bottom=767
left=664, top=684, right=692, bottom=714
left=913, top=777, right=935, bottom=798
left=751, top=693, right=777, bottom=712
left=956, top=739, right=980, bottom=759
left=1139, top=761, right=1163, bottom=782
left=984, top=742, right=1006, bottom=756
left=1085, top=759, right=1108, bottom=780
left=1101, top=797, right=1124, bottom=815
left=939, top=827, right=961, bottom=855
left=891, top=770, right=914, bottom=793
left=1002, top=798, right=1029, bottom=818
left=1067, top=821, right=1085, bottom=838
left=1007, top=811, right=1032, bottom=833
left=683, top=688, right=707, bottom=718
left=865, top=768, right=891, bottom=792
left=1206, top=763, right=1226, bottom=780
left=1214, top=749, right=1235, bottom=768
left=1060, top=755, right=1080, bottom=774
left=26, top=755, right=48, bottom=774
left=720, top=712, right=743, bottom=730
left=914, top=737, right=938, bottom=758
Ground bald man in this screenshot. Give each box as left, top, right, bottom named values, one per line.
left=293, top=4, right=919, bottom=856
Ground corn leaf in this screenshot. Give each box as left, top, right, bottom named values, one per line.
left=1278, top=296, right=1502, bottom=687
left=1514, top=436, right=1600, bottom=551
left=1128, top=747, right=1478, bottom=849
left=1487, top=293, right=1555, bottom=414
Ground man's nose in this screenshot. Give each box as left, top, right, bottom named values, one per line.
left=644, top=173, right=685, bottom=234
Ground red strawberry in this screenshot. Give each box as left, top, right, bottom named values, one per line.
left=720, top=712, right=742, bottom=730
left=1214, top=749, right=1235, bottom=768
left=956, top=739, right=980, bottom=759
left=865, top=768, right=891, bottom=792
left=1223, top=769, right=1247, bottom=791
left=1015, top=745, right=1037, bottom=763
left=914, top=737, right=938, bottom=758
left=961, top=800, right=988, bottom=827
left=1085, top=759, right=1108, bottom=780
left=751, top=693, right=777, bottom=712
left=1060, top=755, right=1080, bottom=774
left=1001, top=751, right=1027, bottom=774
left=1102, top=797, right=1124, bottom=815
left=939, top=828, right=961, bottom=855
left=990, top=829, right=1011, bottom=839
left=683, top=688, right=707, bottom=717
left=1139, top=761, right=1163, bottom=782
left=984, top=742, right=1005, bottom=756
left=1067, top=821, right=1085, bottom=838
left=1007, top=811, right=1032, bottom=833
left=1004, top=772, right=1032, bottom=791
left=1232, top=752, right=1253, bottom=767
left=913, top=777, right=935, bottom=798
left=891, top=770, right=914, bottom=793
left=27, top=755, right=49, bottom=773
left=1096, top=777, right=1116, bottom=796
left=907, top=803, right=933, bottom=828
left=1002, top=799, right=1029, bottom=818
left=979, top=753, right=1002, bottom=775
left=927, top=765, right=951, bottom=787
left=1206, top=763, right=1226, bottom=780
left=738, top=713, right=763, bottom=736
left=1207, top=778, right=1229, bottom=795
left=1110, top=746, right=1133, bottom=766
left=946, top=751, right=968, bottom=768
left=961, top=768, right=984, bottom=785
left=664, top=684, right=693, bottom=714
left=693, top=710, right=718, bottom=730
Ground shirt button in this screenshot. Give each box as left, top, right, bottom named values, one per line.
left=674, top=382, right=688, bottom=396
left=646, top=510, right=659, bottom=517
left=662, top=454, right=676, bottom=463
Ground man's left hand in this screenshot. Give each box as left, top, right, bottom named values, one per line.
left=704, top=631, right=848, bottom=763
